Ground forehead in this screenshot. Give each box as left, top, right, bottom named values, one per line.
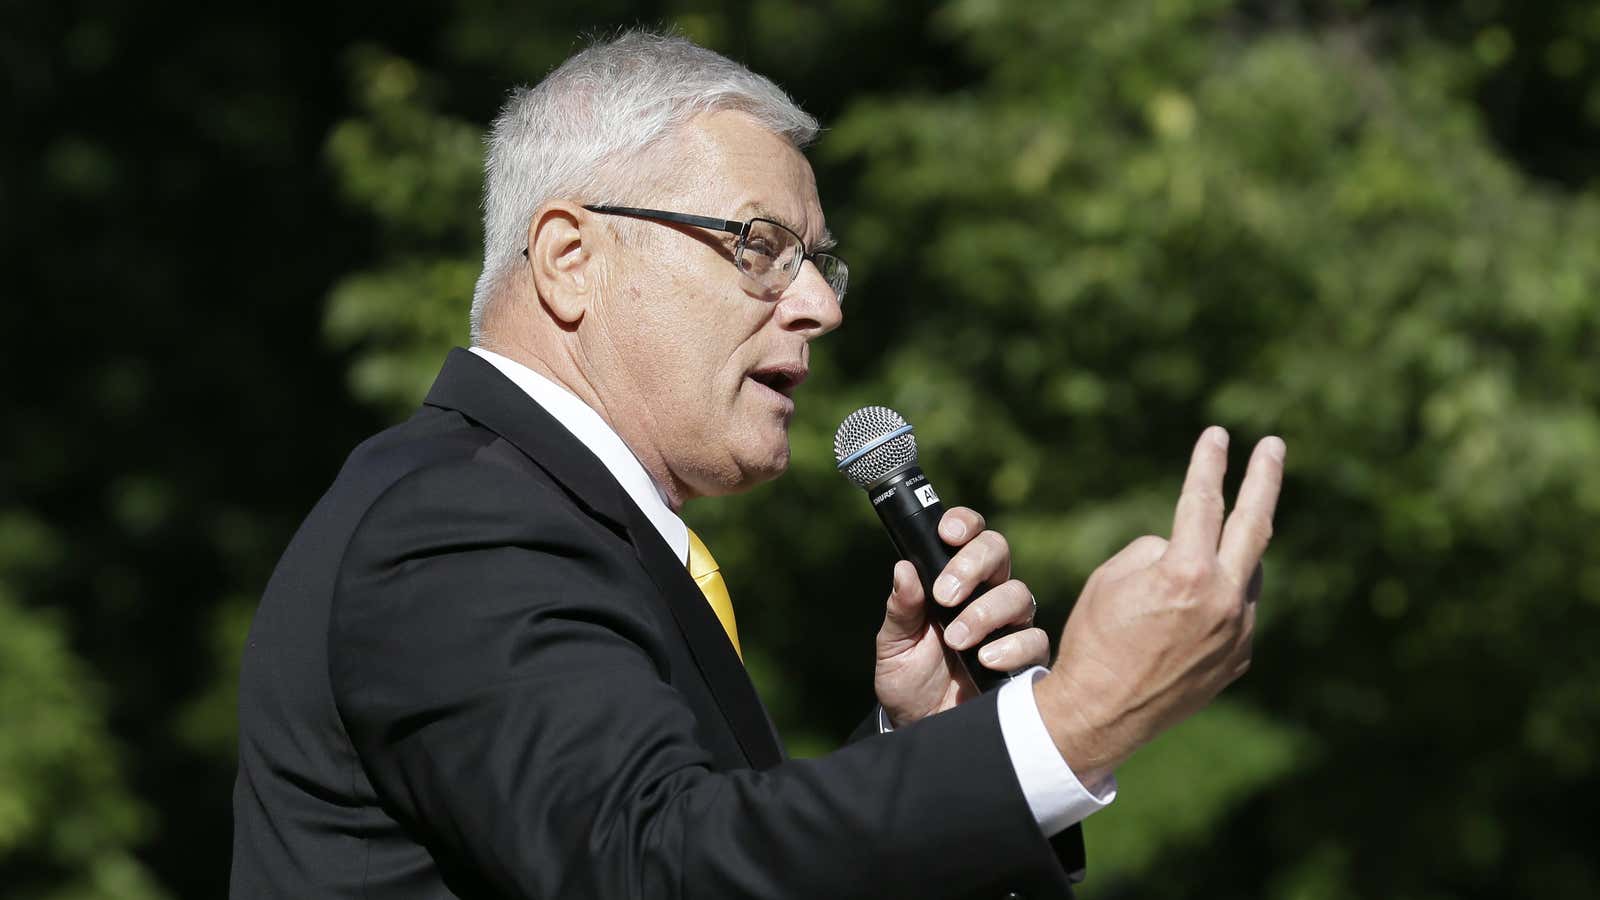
left=662, top=109, right=824, bottom=243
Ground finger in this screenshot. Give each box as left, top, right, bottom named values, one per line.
left=1229, top=607, right=1256, bottom=681
left=938, top=507, right=986, bottom=546
left=976, top=627, right=1051, bottom=671
left=1243, top=562, right=1264, bottom=604
left=943, top=578, right=1031, bottom=649
left=1095, top=534, right=1169, bottom=585
left=1168, top=426, right=1230, bottom=561
left=932, top=530, right=1012, bottom=607
left=1218, top=437, right=1286, bottom=582
left=878, top=560, right=928, bottom=644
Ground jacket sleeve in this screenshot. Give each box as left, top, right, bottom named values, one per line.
left=848, top=707, right=884, bottom=744
left=330, top=459, right=1078, bottom=900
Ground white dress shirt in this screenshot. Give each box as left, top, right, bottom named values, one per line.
left=469, top=346, right=1115, bottom=836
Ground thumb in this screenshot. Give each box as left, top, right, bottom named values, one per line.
left=879, top=560, right=928, bottom=644
left=1099, top=534, right=1169, bottom=583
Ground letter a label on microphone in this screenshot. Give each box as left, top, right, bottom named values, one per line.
left=914, top=484, right=940, bottom=508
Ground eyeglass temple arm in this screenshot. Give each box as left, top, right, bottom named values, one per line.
left=583, top=205, right=747, bottom=237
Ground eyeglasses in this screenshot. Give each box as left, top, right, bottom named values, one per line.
left=581, top=204, right=849, bottom=305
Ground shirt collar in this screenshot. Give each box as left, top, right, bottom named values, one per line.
left=468, top=346, right=690, bottom=565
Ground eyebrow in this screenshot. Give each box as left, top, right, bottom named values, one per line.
left=743, top=202, right=836, bottom=254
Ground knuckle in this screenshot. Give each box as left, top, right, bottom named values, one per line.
left=971, top=532, right=1005, bottom=572
left=949, top=555, right=977, bottom=582
left=1215, top=595, right=1245, bottom=626
left=1027, top=628, right=1050, bottom=657
left=1007, top=579, right=1032, bottom=606
left=1163, top=557, right=1214, bottom=589
left=1183, top=487, right=1225, bottom=513
left=965, top=599, right=992, bottom=628
left=1132, top=534, right=1169, bottom=554
left=1253, top=518, right=1275, bottom=546
left=1081, top=568, right=1105, bottom=597
left=986, top=530, right=1010, bottom=558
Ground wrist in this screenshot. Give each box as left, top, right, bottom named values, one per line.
left=1033, top=671, right=1122, bottom=789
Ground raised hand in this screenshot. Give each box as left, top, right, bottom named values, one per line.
left=1035, top=427, right=1286, bottom=787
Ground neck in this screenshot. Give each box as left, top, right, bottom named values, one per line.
left=476, top=333, right=694, bottom=511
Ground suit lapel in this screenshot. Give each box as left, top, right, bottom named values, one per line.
left=422, top=348, right=785, bottom=770
left=423, top=348, right=635, bottom=528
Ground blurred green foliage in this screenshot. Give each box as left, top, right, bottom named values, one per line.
left=4, top=0, right=1599, bottom=897
left=0, top=516, right=166, bottom=900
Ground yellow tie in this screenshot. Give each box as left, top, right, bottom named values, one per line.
left=686, top=528, right=741, bottom=660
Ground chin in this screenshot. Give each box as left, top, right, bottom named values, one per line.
left=731, top=434, right=790, bottom=485
left=747, top=445, right=791, bottom=482
left=718, top=432, right=791, bottom=494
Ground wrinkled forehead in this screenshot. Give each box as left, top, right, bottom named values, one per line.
left=650, top=109, right=830, bottom=248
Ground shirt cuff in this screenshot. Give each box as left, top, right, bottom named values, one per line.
left=996, top=666, right=1117, bottom=836
left=874, top=667, right=1115, bottom=836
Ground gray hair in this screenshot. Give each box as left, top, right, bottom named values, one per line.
left=469, top=29, right=819, bottom=344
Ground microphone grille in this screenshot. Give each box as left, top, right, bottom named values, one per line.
left=834, top=405, right=919, bottom=489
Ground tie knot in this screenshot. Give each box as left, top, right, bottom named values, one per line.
left=686, top=528, right=720, bottom=581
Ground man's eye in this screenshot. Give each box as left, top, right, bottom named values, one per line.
left=745, top=237, right=780, bottom=259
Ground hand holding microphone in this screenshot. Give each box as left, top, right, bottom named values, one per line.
left=836, top=407, right=1050, bottom=725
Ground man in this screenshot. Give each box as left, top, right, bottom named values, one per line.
left=231, top=30, right=1284, bottom=899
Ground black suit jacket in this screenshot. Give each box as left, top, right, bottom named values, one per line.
left=230, top=348, right=1086, bottom=898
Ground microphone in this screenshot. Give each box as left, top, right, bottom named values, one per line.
left=834, top=406, right=1027, bottom=694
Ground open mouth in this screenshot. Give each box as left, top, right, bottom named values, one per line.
left=747, top=365, right=808, bottom=398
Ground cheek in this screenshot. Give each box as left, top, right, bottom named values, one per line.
left=651, top=293, right=759, bottom=395
left=620, top=298, right=739, bottom=424
left=615, top=252, right=769, bottom=426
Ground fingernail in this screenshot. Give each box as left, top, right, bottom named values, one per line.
left=1265, top=436, right=1286, bottom=461
left=934, top=574, right=960, bottom=604
left=942, top=519, right=967, bottom=541
left=893, top=561, right=911, bottom=590
left=1209, top=426, right=1230, bottom=449
left=945, top=621, right=971, bottom=648
left=979, top=642, right=1001, bottom=666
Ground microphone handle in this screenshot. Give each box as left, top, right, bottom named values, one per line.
left=868, top=465, right=1029, bottom=694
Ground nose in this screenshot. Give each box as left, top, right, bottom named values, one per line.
left=776, top=258, right=844, bottom=337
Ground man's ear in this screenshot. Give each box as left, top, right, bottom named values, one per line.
left=526, top=201, right=594, bottom=327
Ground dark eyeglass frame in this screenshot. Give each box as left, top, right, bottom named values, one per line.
left=577, top=204, right=849, bottom=304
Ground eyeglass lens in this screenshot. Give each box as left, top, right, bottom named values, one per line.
left=737, top=219, right=849, bottom=302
